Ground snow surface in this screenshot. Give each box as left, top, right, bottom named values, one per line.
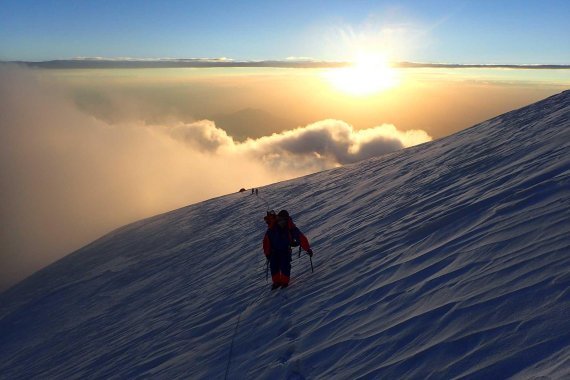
left=1, top=91, right=570, bottom=379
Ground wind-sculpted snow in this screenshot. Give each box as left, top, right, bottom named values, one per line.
left=1, top=91, right=570, bottom=379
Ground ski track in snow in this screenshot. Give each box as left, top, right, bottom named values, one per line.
left=1, top=91, right=570, bottom=379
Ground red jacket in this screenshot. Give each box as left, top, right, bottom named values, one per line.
left=263, top=218, right=311, bottom=257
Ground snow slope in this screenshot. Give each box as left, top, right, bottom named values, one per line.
left=1, top=91, right=570, bottom=379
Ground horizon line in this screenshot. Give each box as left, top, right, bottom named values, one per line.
left=3, top=58, right=570, bottom=70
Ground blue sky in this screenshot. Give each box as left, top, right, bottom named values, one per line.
left=1, top=0, right=569, bottom=63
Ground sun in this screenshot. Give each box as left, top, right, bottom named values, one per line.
left=324, top=53, right=399, bottom=96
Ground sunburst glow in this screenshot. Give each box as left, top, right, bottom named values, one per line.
left=324, top=54, right=399, bottom=96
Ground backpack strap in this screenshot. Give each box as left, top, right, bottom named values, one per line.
left=289, top=226, right=301, bottom=247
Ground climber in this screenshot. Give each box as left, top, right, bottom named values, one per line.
left=263, top=210, right=312, bottom=289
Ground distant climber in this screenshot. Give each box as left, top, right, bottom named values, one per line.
left=252, top=189, right=255, bottom=194
left=255, top=189, right=259, bottom=196
left=263, top=210, right=312, bottom=290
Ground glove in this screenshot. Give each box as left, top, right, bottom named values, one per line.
left=306, top=249, right=313, bottom=257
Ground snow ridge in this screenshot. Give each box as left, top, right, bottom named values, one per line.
left=1, top=91, right=569, bottom=379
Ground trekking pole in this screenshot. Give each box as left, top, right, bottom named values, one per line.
left=309, top=256, right=314, bottom=273
left=265, top=258, right=269, bottom=282
left=298, top=246, right=302, bottom=259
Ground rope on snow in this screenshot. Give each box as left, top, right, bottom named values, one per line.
left=223, top=287, right=268, bottom=380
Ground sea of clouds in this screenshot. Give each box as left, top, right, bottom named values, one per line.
left=0, top=65, right=431, bottom=290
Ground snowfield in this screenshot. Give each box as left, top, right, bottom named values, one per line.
left=1, top=91, right=570, bottom=379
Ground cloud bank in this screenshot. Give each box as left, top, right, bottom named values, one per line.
left=12, top=58, right=570, bottom=70
left=168, top=118, right=430, bottom=170
left=0, top=65, right=430, bottom=291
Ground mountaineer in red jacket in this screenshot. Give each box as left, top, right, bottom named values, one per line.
left=263, top=210, right=313, bottom=290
